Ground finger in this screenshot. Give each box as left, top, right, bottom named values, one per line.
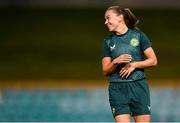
left=123, top=57, right=132, bottom=61
left=124, top=57, right=132, bottom=60
left=123, top=54, right=132, bottom=57
left=121, top=70, right=129, bottom=78
left=119, top=69, right=126, bottom=76
left=122, top=57, right=132, bottom=61
left=126, top=71, right=131, bottom=78
left=123, top=57, right=132, bottom=60
left=119, top=68, right=127, bottom=76
left=123, top=56, right=132, bottom=59
left=122, top=60, right=132, bottom=63
left=120, top=55, right=131, bottom=59
left=119, top=67, right=126, bottom=73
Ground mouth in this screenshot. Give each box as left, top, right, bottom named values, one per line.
left=106, top=23, right=110, bottom=28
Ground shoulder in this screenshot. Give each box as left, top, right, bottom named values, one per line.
left=104, top=33, right=114, bottom=41
left=130, top=28, right=143, bottom=36
left=130, top=29, right=149, bottom=39
left=103, top=34, right=114, bottom=44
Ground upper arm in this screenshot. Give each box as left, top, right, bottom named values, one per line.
left=102, top=57, right=111, bottom=68
left=139, top=31, right=157, bottom=62
left=140, top=31, right=152, bottom=52
left=101, top=37, right=111, bottom=58
left=144, top=47, right=157, bottom=63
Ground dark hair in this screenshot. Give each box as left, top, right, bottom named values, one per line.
left=107, top=6, right=139, bottom=29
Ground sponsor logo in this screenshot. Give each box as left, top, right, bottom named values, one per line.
left=130, top=38, right=139, bottom=47
left=110, top=44, right=115, bottom=51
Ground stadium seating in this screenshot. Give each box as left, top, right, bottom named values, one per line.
left=0, top=87, right=179, bottom=121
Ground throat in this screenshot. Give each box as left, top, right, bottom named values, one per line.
left=115, top=26, right=128, bottom=36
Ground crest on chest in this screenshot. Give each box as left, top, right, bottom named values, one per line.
left=130, top=38, right=139, bottom=47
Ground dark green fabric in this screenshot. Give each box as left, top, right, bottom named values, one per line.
left=109, top=79, right=151, bottom=117
left=101, top=29, right=152, bottom=82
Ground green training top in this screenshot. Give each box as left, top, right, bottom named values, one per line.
left=102, top=28, right=152, bottom=82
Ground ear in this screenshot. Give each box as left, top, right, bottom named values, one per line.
left=120, top=14, right=124, bottom=19
left=118, top=14, right=124, bottom=22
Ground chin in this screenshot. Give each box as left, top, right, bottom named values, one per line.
left=107, top=27, right=112, bottom=31
left=109, top=28, right=114, bottom=32
left=107, top=27, right=114, bottom=32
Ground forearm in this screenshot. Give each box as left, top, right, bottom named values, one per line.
left=102, top=60, right=117, bottom=76
left=132, top=58, right=157, bottom=69
left=102, top=54, right=132, bottom=76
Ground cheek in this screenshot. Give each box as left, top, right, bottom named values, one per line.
left=109, top=18, right=118, bottom=25
left=108, top=18, right=113, bottom=23
left=107, top=20, right=114, bottom=26
left=112, top=20, right=120, bottom=27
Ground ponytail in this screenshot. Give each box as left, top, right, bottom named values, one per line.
left=107, top=6, right=139, bottom=29
left=123, top=8, right=139, bottom=29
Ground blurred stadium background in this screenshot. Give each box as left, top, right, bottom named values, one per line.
left=0, top=0, right=180, bottom=122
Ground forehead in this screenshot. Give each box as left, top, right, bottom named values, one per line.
left=105, top=10, right=117, bottom=17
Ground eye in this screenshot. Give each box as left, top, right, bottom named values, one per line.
left=106, top=16, right=110, bottom=21
left=105, top=15, right=110, bottom=19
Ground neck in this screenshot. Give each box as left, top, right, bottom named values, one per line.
left=115, top=23, right=128, bottom=35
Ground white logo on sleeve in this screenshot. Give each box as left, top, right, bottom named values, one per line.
left=110, top=44, right=115, bottom=51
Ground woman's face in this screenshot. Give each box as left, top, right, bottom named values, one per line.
left=105, top=10, right=122, bottom=32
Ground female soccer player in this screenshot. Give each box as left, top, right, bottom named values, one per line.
left=101, top=6, right=157, bottom=122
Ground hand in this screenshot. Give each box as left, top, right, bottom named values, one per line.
left=119, top=63, right=136, bottom=78
left=113, top=54, right=132, bottom=65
